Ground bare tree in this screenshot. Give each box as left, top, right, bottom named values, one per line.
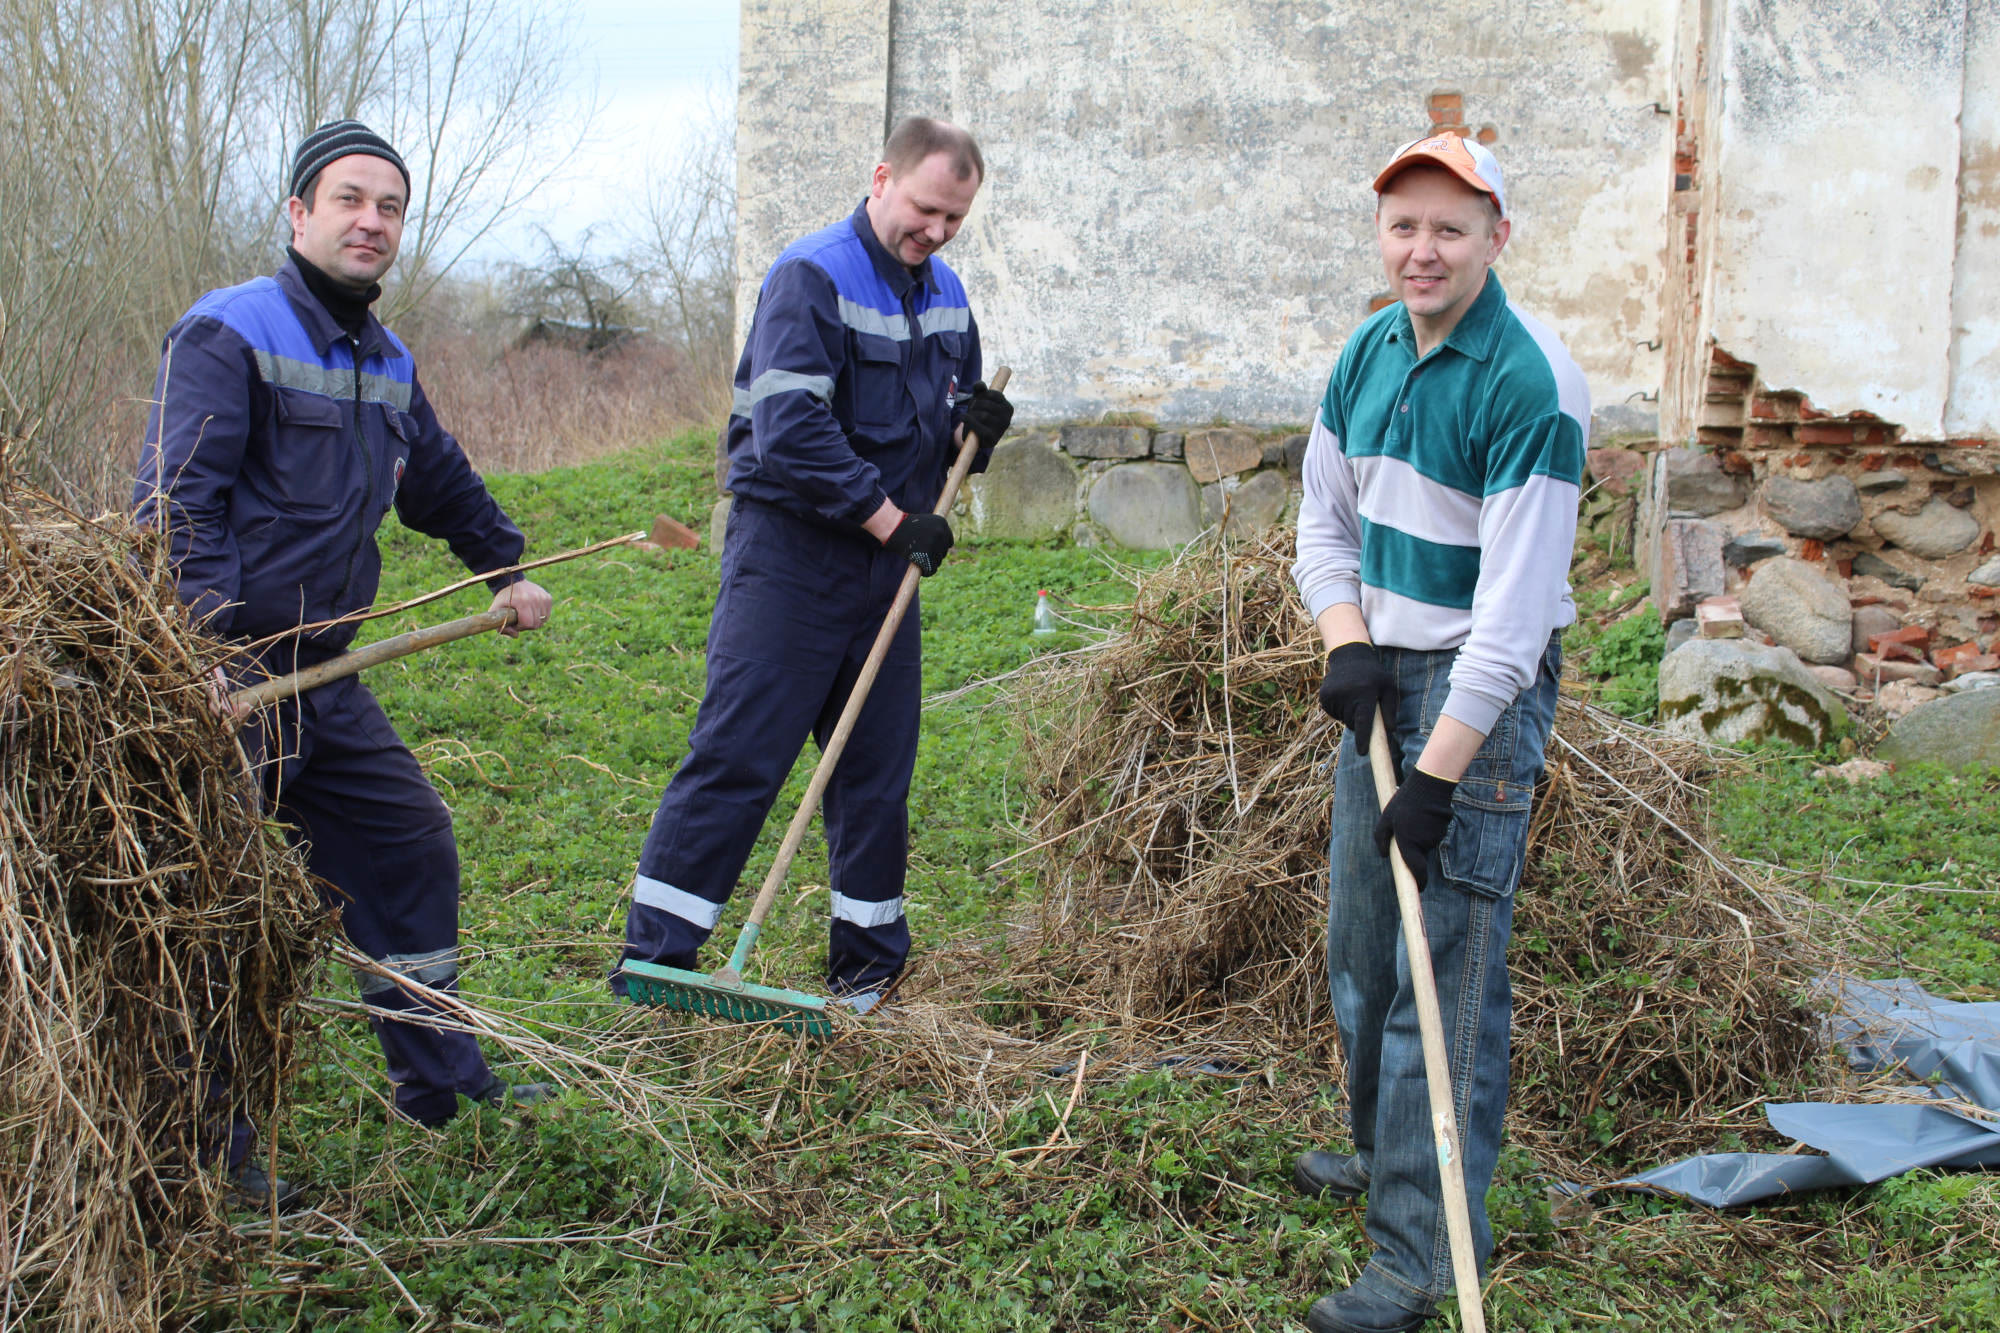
left=629, top=78, right=736, bottom=416
left=0, top=0, right=591, bottom=502
left=506, top=227, right=643, bottom=352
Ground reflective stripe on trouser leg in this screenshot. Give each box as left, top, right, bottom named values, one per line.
left=276, top=674, right=491, bottom=1126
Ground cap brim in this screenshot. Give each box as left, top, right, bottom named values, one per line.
left=1373, top=140, right=1504, bottom=217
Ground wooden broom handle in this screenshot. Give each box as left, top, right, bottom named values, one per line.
left=1367, top=706, right=1488, bottom=1333
left=227, top=608, right=517, bottom=711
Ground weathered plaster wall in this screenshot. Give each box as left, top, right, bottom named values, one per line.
left=734, top=0, right=890, bottom=352
left=1947, top=0, right=2000, bottom=436
left=737, top=0, right=1673, bottom=431
left=1702, top=0, right=1968, bottom=436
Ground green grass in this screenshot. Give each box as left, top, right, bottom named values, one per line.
left=199, top=430, right=2000, bottom=1331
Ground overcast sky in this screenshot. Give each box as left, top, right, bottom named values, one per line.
left=473, top=0, right=738, bottom=266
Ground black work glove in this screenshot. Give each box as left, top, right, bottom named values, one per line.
left=961, top=381, right=1014, bottom=448
left=884, top=512, right=955, bottom=576
left=1317, top=642, right=1400, bottom=756
left=1372, top=769, right=1458, bottom=891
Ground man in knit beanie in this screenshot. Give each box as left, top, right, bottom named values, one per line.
left=135, top=120, right=558, bottom=1208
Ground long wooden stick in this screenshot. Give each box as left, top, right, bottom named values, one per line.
left=715, top=367, right=1010, bottom=984
left=1366, top=707, right=1488, bottom=1333
left=228, top=608, right=518, bottom=711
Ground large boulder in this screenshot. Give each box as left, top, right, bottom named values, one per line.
left=1872, top=498, right=1980, bottom=558
left=1738, top=557, right=1852, bottom=664
left=1655, top=519, right=1726, bottom=619
left=1658, top=639, right=1849, bottom=748
left=1087, top=463, right=1203, bottom=549
left=1763, top=475, right=1861, bottom=541
left=1876, top=688, right=2000, bottom=768
left=965, top=436, right=1078, bottom=540
left=1184, top=428, right=1262, bottom=483
left=1201, top=469, right=1290, bottom=537
left=1059, top=425, right=1151, bottom=460
left=1658, top=447, right=1748, bottom=516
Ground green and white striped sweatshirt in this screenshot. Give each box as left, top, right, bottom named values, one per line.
left=1292, top=274, right=1589, bottom=737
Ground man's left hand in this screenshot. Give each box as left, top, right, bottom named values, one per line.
left=491, top=579, right=553, bottom=636
left=961, top=381, right=1014, bottom=448
left=1371, top=768, right=1457, bottom=890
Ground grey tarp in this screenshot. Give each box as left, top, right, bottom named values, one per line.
left=1563, top=978, right=2000, bottom=1208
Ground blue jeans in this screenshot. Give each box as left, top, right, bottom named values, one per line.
left=1324, top=634, right=1561, bottom=1314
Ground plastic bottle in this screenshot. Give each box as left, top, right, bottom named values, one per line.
left=1032, top=589, right=1057, bottom=635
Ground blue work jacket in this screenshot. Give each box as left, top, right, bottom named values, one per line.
left=134, top=257, right=524, bottom=657
left=724, top=201, right=987, bottom=530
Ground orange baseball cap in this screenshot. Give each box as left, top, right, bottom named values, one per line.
left=1373, top=132, right=1508, bottom=220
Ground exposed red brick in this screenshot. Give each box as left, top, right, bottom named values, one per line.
left=1870, top=625, right=1932, bottom=655
left=1851, top=595, right=1884, bottom=607
left=1712, top=347, right=1753, bottom=370
left=1935, top=641, right=1987, bottom=676
left=1877, top=641, right=1924, bottom=664
left=1798, top=399, right=1830, bottom=420
left=1784, top=452, right=1814, bottom=468
left=1863, top=426, right=1892, bottom=446
left=1749, top=397, right=1781, bottom=420
left=1860, top=453, right=1888, bottom=471
left=1797, top=423, right=1857, bottom=445
left=1947, top=437, right=1988, bottom=449
left=1953, top=653, right=2000, bottom=676
left=1895, top=453, right=1924, bottom=468
left=1800, top=538, right=1826, bottom=562
left=1430, top=92, right=1463, bottom=113
left=1837, top=557, right=1854, bottom=578
left=1851, top=410, right=1879, bottom=421
left=1476, top=126, right=1498, bottom=145
left=1747, top=425, right=1793, bottom=449
left=1983, top=531, right=1996, bottom=555
left=1721, top=451, right=1753, bottom=475
left=1973, top=586, right=1997, bottom=600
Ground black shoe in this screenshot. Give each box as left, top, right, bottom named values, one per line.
left=474, top=1076, right=557, bottom=1110
left=1293, top=1149, right=1369, bottom=1199
left=227, top=1161, right=303, bottom=1212
left=1306, top=1286, right=1432, bottom=1333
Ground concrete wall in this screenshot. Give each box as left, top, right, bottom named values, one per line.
left=1662, top=0, right=2000, bottom=443
left=736, top=0, right=1674, bottom=433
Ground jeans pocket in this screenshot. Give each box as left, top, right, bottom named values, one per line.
left=1436, top=796, right=1529, bottom=899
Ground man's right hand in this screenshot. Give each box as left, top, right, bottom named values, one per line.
left=883, top=512, right=955, bottom=576
left=206, top=665, right=249, bottom=727
left=1317, top=641, right=1398, bottom=756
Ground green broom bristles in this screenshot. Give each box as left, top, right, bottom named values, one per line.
left=620, top=961, right=833, bottom=1037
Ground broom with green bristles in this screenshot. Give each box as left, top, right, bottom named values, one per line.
left=621, top=368, right=1012, bottom=1034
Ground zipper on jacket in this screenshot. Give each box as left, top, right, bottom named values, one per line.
left=333, top=334, right=376, bottom=610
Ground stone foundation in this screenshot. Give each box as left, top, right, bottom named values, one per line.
left=1622, top=346, right=2000, bottom=705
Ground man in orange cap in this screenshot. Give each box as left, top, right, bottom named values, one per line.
left=1289, top=132, right=1589, bottom=1331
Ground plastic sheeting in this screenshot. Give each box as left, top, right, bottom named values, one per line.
left=1563, top=978, right=2000, bottom=1208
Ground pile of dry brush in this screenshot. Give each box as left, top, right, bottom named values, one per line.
left=979, top=531, right=1847, bottom=1175
left=0, top=476, right=329, bottom=1331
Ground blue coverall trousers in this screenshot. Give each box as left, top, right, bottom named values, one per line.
left=241, top=669, right=492, bottom=1141
left=617, top=499, right=922, bottom=997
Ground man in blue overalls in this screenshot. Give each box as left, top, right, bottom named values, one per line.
left=136, top=121, right=557, bottom=1205
left=615, top=117, right=1013, bottom=1012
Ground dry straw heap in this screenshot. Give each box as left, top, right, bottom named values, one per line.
left=990, top=531, right=1843, bottom=1175
left=0, top=477, right=329, bottom=1331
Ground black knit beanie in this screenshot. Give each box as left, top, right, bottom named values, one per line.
left=289, top=120, right=411, bottom=203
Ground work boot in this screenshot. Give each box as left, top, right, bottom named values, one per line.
left=227, top=1160, right=303, bottom=1212
left=1305, top=1286, right=1432, bottom=1332
left=1293, top=1149, right=1369, bottom=1199
left=474, top=1075, right=558, bottom=1111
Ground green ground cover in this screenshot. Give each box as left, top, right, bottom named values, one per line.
left=204, top=430, right=1999, bottom=1331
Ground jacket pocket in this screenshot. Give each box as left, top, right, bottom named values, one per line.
left=268, top=388, right=349, bottom=512
left=850, top=333, right=906, bottom=433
